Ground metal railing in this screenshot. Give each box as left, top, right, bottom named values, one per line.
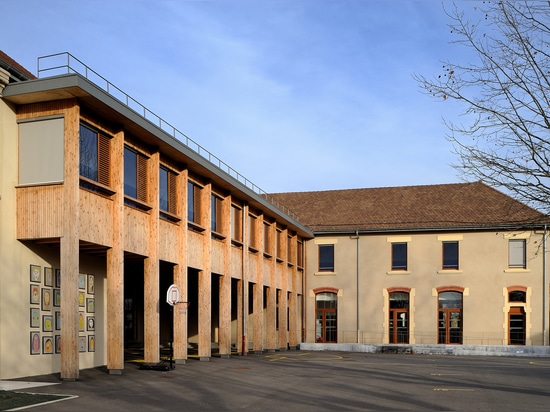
left=37, top=52, right=298, bottom=220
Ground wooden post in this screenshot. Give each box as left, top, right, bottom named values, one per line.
left=173, top=169, right=188, bottom=361
left=278, top=289, right=288, bottom=350
left=218, top=193, right=232, bottom=357
left=60, top=100, right=80, bottom=380
left=198, top=183, right=212, bottom=361
left=107, top=128, right=124, bottom=373
left=144, top=152, right=160, bottom=363
left=253, top=282, right=263, bottom=353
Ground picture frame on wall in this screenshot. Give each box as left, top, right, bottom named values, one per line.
left=30, top=308, right=40, bottom=328
left=87, top=274, right=94, bottom=294
left=30, top=284, right=40, bottom=305
left=87, top=316, right=95, bottom=331
left=30, top=264, right=41, bottom=283
left=78, top=273, right=86, bottom=290
left=78, top=292, right=85, bottom=307
left=78, top=336, right=86, bottom=352
left=88, top=335, right=95, bottom=352
left=30, top=332, right=40, bottom=355
left=79, top=312, right=85, bottom=332
left=55, top=269, right=61, bottom=288
left=42, top=336, right=53, bottom=354
left=86, top=298, right=95, bottom=313
left=41, top=288, right=52, bottom=311
left=55, top=311, right=61, bottom=330
left=55, top=335, right=61, bottom=354
left=44, top=267, right=53, bottom=287
left=53, top=289, right=61, bottom=307
left=42, top=315, right=53, bottom=332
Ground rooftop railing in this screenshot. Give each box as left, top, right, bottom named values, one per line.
left=37, top=52, right=298, bottom=221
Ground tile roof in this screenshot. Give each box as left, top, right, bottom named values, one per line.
left=0, top=50, right=36, bottom=80
left=270, top=182, right=548, bottom=232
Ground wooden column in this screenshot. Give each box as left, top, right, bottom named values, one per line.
left=278, top=289, right=288, bottom=350
left=265, top=286, right=276, bottom=351
left=253, top=282, right=263, bottom=353
left=289, top=279, right=298, bottom=349
left=60, top=101, right=80, bottom=380
left=144, top=152, right=160, bottom=363
left=238, top=204, right=249, bottom=355
left=173, top=169, right=188, bottom=361
left=218, top=194, right=232, bottom=357
left=107, top=128, right=124, bottom=373
left=198, top=183, right=212, bottom=361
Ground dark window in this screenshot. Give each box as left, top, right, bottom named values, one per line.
left=315, top=292, right=337, bottom=343
left=319, top=244, right=334, bottom=272
left=391, top=243, right=407, bottom=270
left=509, top=290, right=526, bottom=302
left=80, top=123, right=110, bottom=187
left=389, top=292, right=409, bottom=344
left=231, top=205, right=242, bottom=242
left=438, top=291, right=462, bottom=344
left=159, top=166, right=176, bottom=215
left=442, top=241, right=459, bottom=269
left=211, top=194, right=223, bottom=233
left=188, top=181, right=201, bottom=224
left=124, top=146, right=147, bottom=202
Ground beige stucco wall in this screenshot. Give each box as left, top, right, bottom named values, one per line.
left=0, top=98, right=107, bottom=379
left=305, top=230, right=547, bottom=346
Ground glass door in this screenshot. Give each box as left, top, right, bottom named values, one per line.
left=509, top=307, right=526, bottom=345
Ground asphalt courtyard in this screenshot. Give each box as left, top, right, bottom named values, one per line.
left=5, top=351, right=550, bottom=411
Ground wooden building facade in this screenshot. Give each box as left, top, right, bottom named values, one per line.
left=0, top=54, right=312, bottom=380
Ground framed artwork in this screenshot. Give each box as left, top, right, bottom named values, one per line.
left=30, top=308, right=40, bottom=328
left=87, top=274, right=95, bottom=295
left=30, top=265, right=41, bottom=283
left=44, top=267, right=53, bottom=287
left=88, top=335, right=95, bottom=352
left=30, top=332, right=40, bottom=355
left=86, top=298, right=95, bottom=313
left=41, top=288, right=52, bottom=311
left=78, top=273, right=86, bottom=290
left=55, top=269, right=61, bottom=288
left=42, top=336, right=54, bottom=354
left=79, top=312, right=85, bottom=332
left=30, top=284, right=40, bottom=305
left=53, top=289, right=61, bottom=307
left=87, top=316, right=95, bottom=331
left=78, top=292, right=85, bottom=307
left=78, top=336, right=86, bottom=352
left=55, top=335, right=61, bottom=354
left=55, top=311, right=61, bottom=330
left=42, top=315, right=53, bottom=332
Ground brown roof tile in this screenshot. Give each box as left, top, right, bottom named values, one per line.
left=0, top=50, right=36, bottom=80
left=270, top=182, right=547, bottom=232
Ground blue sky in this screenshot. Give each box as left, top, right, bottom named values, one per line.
left=1, top=0, right=476, bottom=193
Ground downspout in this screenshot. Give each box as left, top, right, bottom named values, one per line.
left=350, top=230, right=360, bottom=343
left=242, top=203, right=248, bottom=356
left=544, top=225, right=548, bottom=346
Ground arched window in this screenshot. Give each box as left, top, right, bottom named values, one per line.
left=438, top=291, right=462, bottom=344
left=315, top=292, right=337, bottom=343
left=508, top=288, right=526, bottom=345
left=389, top=292, right=409, bottom=343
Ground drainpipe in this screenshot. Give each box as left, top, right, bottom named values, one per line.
left=242, top=203, right=248, bottom=356
left=544, top=225, right=548, bottom=346
left=351, top=230, right=360, bottom=343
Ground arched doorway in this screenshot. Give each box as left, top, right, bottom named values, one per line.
left=389, top=291, right=409, bottom=343
left=315, top=292, right=337, bottom=343
left=438, top=290, right=462, bottom=344
left=508, top=289, right=526, bottom=345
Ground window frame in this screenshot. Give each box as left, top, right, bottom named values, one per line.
left=123, top=145, right=150, bottom=210
left=187, top=180, right=204, bottom=231
left=210, top=193, right=225, bottom=238
left=159, top=165, right=178, bottom=222
left=509, top=239, right=527, bottom=269
left=79, top=122, right=113, bottom=195
left=442, top=241, right=459, bottom=270
left=318, top=244, right=335, bottom=272
left=231, top=204, right=243, bottom=245
left=391, top=242, right=408, bottom=271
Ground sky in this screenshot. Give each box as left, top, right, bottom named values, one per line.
left=1, top=0, right=479, bottom=194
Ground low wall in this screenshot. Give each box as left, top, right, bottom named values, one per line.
left=298, top=343, right=550, bottom=357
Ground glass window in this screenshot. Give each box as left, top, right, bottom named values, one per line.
left=231, top=205, right=242, bottom=242
left=391, top=243, right=407, bottom=270
left=315, top=292, right=337, bottom=343
left=159, top=167, right=169, bottom=212
left=124, top=147, right=137, bottom=198
left=188, top=181, right=202, bottom=224
left=248, top=214, right=258, bottom=249
left=159, top=166, right=176, bottom=215
left=80, top=124, right=98, bottom=181
left=442, top=241, right=459, bottom=269
left=509, top=239, right=526, bottom=268
left=509, top=290, right=526, bottom=302
left=319, top=244, right=334, bottom=272
left=79, top=123, right=110, bottom=187
left=211, top=194, right=222, bottom=233
left=263, top=222, right=271, bottom=255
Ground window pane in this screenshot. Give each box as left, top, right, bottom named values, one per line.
left=316, top=292, right=337, bottom=309
left=319, top=244, right=334, bottom=271
left=509, top=239, right=526, bottom=268
left=211, top=195, right=217, bottom=232
left=442, top=242, right=459, bottom=269
left=391, top=243, right=407, bottom=270
left=439, top=291, right=462, bottom=309
left=124, top=147, right=137, bottom=198
left=80, top=124, right=98, bottom=181
left=509, top=291, right=526, bottom=302
left=389, top=292, right=409, bottom=309
left=188, top=182, right=195, bottom=221
left=159, top=167, right=169, bottom=212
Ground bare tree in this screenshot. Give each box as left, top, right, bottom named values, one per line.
left=415, top=1, right=550, bottom=213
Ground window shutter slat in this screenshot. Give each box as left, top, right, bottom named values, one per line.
left=137, top=154, right=147, bottom=202
left=168, top=171, right=177, bottom=214
left=98, top=134, right=110, bottom=186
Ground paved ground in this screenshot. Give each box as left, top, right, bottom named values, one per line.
left=6, top=351, right=550, bottom=411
